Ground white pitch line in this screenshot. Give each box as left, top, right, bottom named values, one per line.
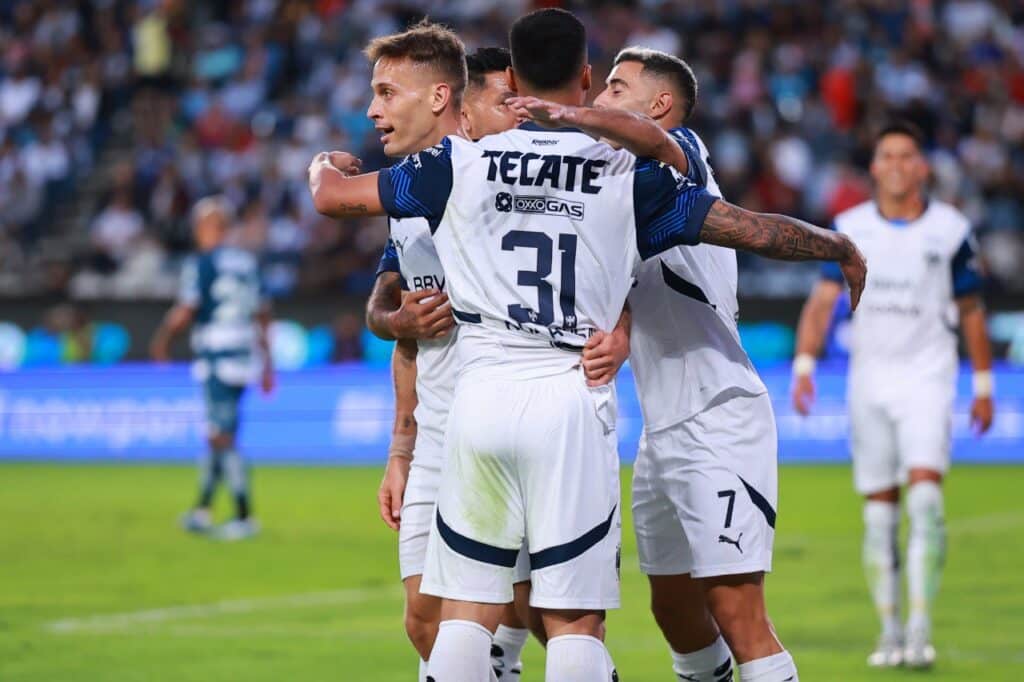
left=45, top=586, right=400, bottom=634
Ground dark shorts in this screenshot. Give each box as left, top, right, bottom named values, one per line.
left=202, top=375, right=246, bottom=437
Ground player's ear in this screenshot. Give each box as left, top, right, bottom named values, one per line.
left=650, top=90, right=673, bottom=121
left=507, top=67, right=519, bottom=94
left=431, top=82, right=451, bottom=114
left=581, top=63, right=592, bottom=93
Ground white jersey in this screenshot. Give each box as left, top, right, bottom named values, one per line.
left=377, top=123, right=718, bottom=381
left=629, top=128, right=766, bottom=431
left=376, top=217, right=460, bottom=458
left=828, top=199, right=981, bottom=386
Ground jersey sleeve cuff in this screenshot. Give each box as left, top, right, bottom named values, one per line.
left=820, top=260, right=844, bottom=283
left=688, top=193, right=719, bottom=245
left=377, top=168, right=399, bottom=218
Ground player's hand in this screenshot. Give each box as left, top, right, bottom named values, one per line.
left=327, top=151, right=362, bottom=175
left=791, top=373, right=815, bottom=415
left=308, top=151, right=362, bottom=178
left=582, top=329, right=629, bottom=387
left=260, top=366, right=275, bottom=396
left=378, top=454, right=411, bottom=531
left=839, top=238, right=867, bottom=311
left=150, top=338, right=170, bottom=363
left=388, top=289, right=455, bottom=340
left=506, top=96, right=580, bottom=129
left=970, top=396, right=994, bottom=435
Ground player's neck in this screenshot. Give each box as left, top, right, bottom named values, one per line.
left=876, top=191, right=926, bottom=222
left=521, top=88, right=586, bottom=108
left=422, top=112, right=463, bottom=148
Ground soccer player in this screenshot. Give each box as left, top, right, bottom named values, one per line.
left=358, top=33, right=532, bottom=680
left=151, top=196, right=273, bottom=541
left=511, top=47, right=802, bottom=681
left=309, top=9, right=864, bottom=680
left=792, top=122, right=995, bottom=668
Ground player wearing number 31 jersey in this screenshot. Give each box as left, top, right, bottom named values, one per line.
left=310, top=9, right=865, bottom=680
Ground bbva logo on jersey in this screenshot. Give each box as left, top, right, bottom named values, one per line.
left=494, top=192, right=585, bottom=219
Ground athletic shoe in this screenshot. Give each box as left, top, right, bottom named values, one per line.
left=213, top=518, right=260, bottom=541
left=180, top=509, right=213, bottom=534
left=903, top=629, right=936, bottom=669
left=867, top=633, right=904, bottom=668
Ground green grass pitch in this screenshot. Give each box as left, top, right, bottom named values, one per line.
left=1, top=463, right=1022, bottom=681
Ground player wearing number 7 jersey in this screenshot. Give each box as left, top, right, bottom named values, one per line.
left=309, top=10, right=865, bottom=681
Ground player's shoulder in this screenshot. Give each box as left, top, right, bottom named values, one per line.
left=923, top=199, right=970, bottom=235
left=833, top=200, right=878, bottom=232
left=214, top=246, right=258, bottom=272
left=670, top=126, right=707, bottom=154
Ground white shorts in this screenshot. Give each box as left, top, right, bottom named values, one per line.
left=399, top=435, right=530, bottom=583
left=633, top=390, right=777, bottom=578
left=848, top=381, right=954, bottom=495
left=421, top=368, right=621, bottom=610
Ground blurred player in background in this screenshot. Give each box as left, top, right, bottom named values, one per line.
left=793, top=122, right=995, bottom=668
left=359, top=32, right=534, bottom=681
left=151, top=196, right=273, bottom=541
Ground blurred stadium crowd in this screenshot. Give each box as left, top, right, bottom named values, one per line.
left=1, top=0, right=1023, bottom=301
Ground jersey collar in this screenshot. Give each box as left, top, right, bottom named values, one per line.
left=874, top=198, right=930, bottom=229
left=517, top=121, right=585, bottom=134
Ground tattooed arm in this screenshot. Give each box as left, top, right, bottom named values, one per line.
left=507, top=96, right=689, bottom=175
left=366, top=272, right=454, bottom=341
left=701, top=200, right=868, bottom=309
left=308, top=151, right=386, bottom=217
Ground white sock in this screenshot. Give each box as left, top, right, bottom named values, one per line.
left=863, top=500, right=902, bottom=639
left=671, top=635, right=734, bottom=680
left=736, top=650, right=798, bottom=681
left=545, top=634, right=616, bottom=681
left=906, top=481, right=945, bottom=636
left=427, top=620, right=493, bottom=681
left=418, top=658, right=429, bottom=682
left=491, top=625, right=528, bottom=678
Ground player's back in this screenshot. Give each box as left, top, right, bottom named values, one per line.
left=182, top=246, right=262, bottom=384
left=378, top=122, right=714, bottom=380
left=832, top=199, right=976, bottom=384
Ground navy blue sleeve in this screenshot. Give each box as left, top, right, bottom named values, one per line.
left=820, top=222, right=845, bottom=283
left=633, top=157, right=718, bottom=260
left=669, top=127, right=708, bottom=188
left=951, top=235, right=983, bottom=297
left=377, top=137, right=454, bottom=231
left=375, top=238, right=401, bottom=279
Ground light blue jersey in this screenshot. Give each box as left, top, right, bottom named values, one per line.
left=178, top=247, right=265, bottom=386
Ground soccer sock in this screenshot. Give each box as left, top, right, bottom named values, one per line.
left=736, top=650, right=798, bottom=681
left=491, top=625, right=528, bottom=678
left=221, top=449, right=251, bottom=520
left=418, top=658, right=428, bottom=682
left=545, top=634, right=617, bottom=681
left=427, top=620, right=494, bottom=681
left=196, top=448, right=223, bottom=509
left=862, top=500, right=901, bottom=639
left=671, top=635, right=734, bottom=680
left=906, top=481, right=945, bottom=636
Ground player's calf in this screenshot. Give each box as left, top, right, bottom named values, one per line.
left=703, top=573, right=798, bottom=681
left=541, top=609, right=617, bottom=682
left=648, top=574, right=732, bottom=680
left=403, top=576, right=442, bottom=661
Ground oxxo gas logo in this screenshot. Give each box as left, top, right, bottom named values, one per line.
left=494, top=192, right=585, bottom=219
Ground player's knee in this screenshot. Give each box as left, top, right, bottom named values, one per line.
left=404, top=608, right=438, bottom=659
